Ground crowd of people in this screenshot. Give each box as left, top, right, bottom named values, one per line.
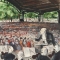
left=0, top=36, right=35, bottom=60
left=0, top=28, right=60, bottom=60
left=0, top=36, right=34, bottom=50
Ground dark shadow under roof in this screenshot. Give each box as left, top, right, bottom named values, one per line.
left=7, top=0, right=59, bottom=12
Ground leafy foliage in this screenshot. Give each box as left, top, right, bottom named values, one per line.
left=24, top=12, right=38, bottom=18
left=0, top=2, right=19, bottom=19
left=24, top=11, right=58, bottom=19
left=43, top=11, right=58, bottom=19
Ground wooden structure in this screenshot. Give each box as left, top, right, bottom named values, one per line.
left=4, top=0, right=60, bottom=23
left=0, top=0, right=59, bottom=22
left=6, top=0, right=59, bottom=12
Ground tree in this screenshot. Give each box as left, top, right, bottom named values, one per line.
left=0, top=2, right=19, bottom=20
left=43, top=11, right=58, bottom=20
left=25, top=12, right=38, bottom=18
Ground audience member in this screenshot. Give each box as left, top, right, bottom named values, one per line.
left=26, top=39, right=31, bottom=47
left=23, top=37, right=27, bottom=47
left=1, top=52, right=15, bottom=60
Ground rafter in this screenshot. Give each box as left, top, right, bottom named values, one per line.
left=21, top=0, right=37, bottom=3
left=48, top=0, right=58, bottom=4
left=23, top=3, right=58, bottom=10
left=7, top=0, right=59, bottom=12
left=39, top=6, right=58, bottom=11
left=34, top=4, right=57, bottom=9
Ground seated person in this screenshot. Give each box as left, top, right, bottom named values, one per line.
left=16, top=39, right=24, bottom=60
left=26, top=38, right=31, bottom=48
left=1, top=52, right=15, bottom=60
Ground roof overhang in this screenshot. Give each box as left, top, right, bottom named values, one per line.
left=7, top=0, right=59, bottom=12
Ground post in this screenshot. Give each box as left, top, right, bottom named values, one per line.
left=58, top=0, right=60, bottom=23
left=38, top=12, right=44, bottom=22
left=58, top=10, right=60, bottom=23
left=22, top=11, right=24, bottom=21
left=20, top=11, right=24, bottom=22
left=38, top=13, right=41, bottom=22
left=11, top=17, right=12, bottom=22
left=40, top=15, right=44, bottom=22
left=18, top=13, right=20, bottom=22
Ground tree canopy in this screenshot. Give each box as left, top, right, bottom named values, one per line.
left=0, top=2, right=19, bottom=20
left=43, top=11, right=58, bottom=19
left=0, top=2, right=58, bottom=20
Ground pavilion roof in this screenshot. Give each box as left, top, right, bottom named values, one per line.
left=7, top=0, right=59, bottom=12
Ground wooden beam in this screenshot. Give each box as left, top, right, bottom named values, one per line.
left=22, top=0, right=37, bottom=4
left=48, top=0, right=58, bottom=4
left=39, top=6, right=58, bottom=10
left=31, top=4, right=57, bottom=9
left=23, top=3, right=58, bottom=11
left=7, top=0, right=59, bottom=12
left=22, top=1, right=39, bottom=6
left=23, top=3, right=57, bottom=8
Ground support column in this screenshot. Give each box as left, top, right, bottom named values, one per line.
left=20, top=11, right=24, bottom=22
left=38, top=12, right=44, bottom=22
left=22, top=11, right=24, bottom=21
left=40, top=15, right=44, bottom=22
left=58, top=0, right=60, bottom=23
left=18, top=13, right=20, bottom=22
left=58, top=10, right=60, bottom=23
left=38, top=13, right=41, bottom=22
